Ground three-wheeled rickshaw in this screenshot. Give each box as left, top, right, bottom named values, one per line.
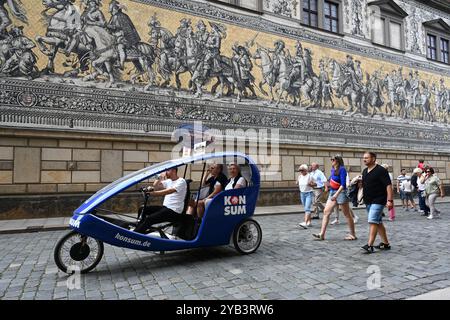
left=54, top=152, right=262, bottom=274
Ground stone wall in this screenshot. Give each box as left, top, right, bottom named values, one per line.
left=1, top=129, right=449, bottom=219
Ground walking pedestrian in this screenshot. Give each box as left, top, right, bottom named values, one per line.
left=396, top=169, right=409, bottom=209
left=402, top=178, right=417, bottom=211
left=310, top=163, right=327, bottom=220
left=297, top=164, right=315, bottom=229
left=382, top=164, right=396, bottom=221
left=421, top=167, right=445, bottom=220
left=414, top=168, right=430, bottom=216
left=330, top=172, right=359, bottom=225
left=312, top=156, right=356, bottom=241
left=361, top=152, right=393, bottom=254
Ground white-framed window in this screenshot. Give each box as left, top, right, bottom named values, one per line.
left=211, top=0, right=263, bottom=13
left=368, top=0, right=408, bottom=51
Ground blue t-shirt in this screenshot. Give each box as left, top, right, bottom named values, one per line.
left=330, top=166, right=347, bottom=190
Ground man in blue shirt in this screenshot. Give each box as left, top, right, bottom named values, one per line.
left=310, top=163, right=327, bottom=219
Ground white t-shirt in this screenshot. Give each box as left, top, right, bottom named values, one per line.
left=225, top=177, right=247, bottom=190
left=417, top=174, right=426, bottom=191
left=397, top=175, right=410, bottom=190
left=298, top=173, right=314, bottom=193
left=162, top=178, right=187, bottom=214
left=402, top=179, right=413, bottom=192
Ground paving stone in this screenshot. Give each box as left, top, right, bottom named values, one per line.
left=1, top=206, right=450, bottom=300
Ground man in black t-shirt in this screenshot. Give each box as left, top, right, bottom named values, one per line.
left=361, top=152, right=394, bottom=254
left=187, top=163, right=227, bottom=218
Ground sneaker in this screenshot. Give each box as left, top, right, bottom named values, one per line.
left=353, top=215, right=359, bottom=224
left=311, top=215, right=320, bottom=220
left=405, top=208, right=409, bottom=212
left=298, top=222, right=308, bottom=229
left=306, top=222, right=312, bottom=227
left=388, top=218, right=394, bottom=221
left=330, top=218, right=340, bottom=225
left=362, top=244, right=374, bottom=254
left=413, top=208, right=418, bottom=212
left=375, top=242, right=391, bottom=250
left=427, top=215, right=434, bottom=220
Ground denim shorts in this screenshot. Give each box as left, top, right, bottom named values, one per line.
left=404, top=192, right=413, bottom=202
left=366, top=203, right=385, bottom=224
left=328, top=189, right=350, bottom=204
left=399, top=190, right=406, bottom=200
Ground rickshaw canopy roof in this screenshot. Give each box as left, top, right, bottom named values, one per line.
left=75, top=152, right=260, bottom=214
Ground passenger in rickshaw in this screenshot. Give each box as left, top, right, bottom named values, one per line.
left=187, top=163, right=228, bottom=218
left=224, top=163, right=248, bottom=190
left=133, top=167, right=187, bottom=234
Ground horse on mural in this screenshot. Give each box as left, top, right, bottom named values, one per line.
left=253, top=45, right=277, bottom=102
left=253, top=44, right=302, bottom=107
left=79, top=25, right=156, bottom=88
left=328, top=58, right=363, bottom=116
left=35, top=0, right=91, bottom=75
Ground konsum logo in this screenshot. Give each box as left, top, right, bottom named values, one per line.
left=224, top=195, right=247, bottom=215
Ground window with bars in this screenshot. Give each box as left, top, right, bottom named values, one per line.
left=441, top=38, right=449, bottom=64
left=324, top=1, right=339, bottom=33
left=427, top=34, right=438, bottom=60
left=302, top=0, right=319, bottom=28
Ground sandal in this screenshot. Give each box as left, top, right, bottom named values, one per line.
left=375, top=242, right=391, bottom=250
left=312, top=233, right=324, bottom=241
left=344, top=234, right=357, bottom=240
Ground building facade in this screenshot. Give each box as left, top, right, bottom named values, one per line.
left=0, top=0, right=449, bottom=218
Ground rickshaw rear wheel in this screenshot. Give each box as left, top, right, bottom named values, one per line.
left=233, top=219, right=262, bottom=254
left=54, top=230, right=104, bottom=274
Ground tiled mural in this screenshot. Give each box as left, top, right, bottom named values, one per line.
left=0, top=0, right=449, bottom=126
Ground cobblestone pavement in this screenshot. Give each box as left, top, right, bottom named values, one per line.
left=1, top=203, right=450, bottom=300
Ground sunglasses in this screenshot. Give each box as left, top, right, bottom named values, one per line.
left=330, top=158, right=336, bottom=161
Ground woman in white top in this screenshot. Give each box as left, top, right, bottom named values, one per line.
left=296, top=164, right=315, bottom=229
left=225, top=163, right=247, bottom=190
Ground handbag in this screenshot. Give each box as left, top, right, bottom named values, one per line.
left=319, top=189, right=329, bottom=203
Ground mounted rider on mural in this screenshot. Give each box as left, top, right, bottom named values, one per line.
left=202, top=21, right=226, bottom=79
left=107, top=0, right=141, bottom=70
left=287, top=41, right=305, bottom=88
left=64, top=0, right=106, bottom=55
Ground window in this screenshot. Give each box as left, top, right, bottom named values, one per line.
left=423, top=19, right=450, bottom=65
left=300, top=0, right=342, bottom=34
left=372, top=17, right=385, bottom=45
left=303, top=0, right=319, bottom=28
left=212, top=0, right=262, bottom=12
left=427, top=34, right=437, bottom=60
left=324, top=1, right=339, bottom=33
left=389, top=21, right=402, bottom=50
left=441, top=39, right=449, bottom=64
left=369, top=1, right=408, bottom=51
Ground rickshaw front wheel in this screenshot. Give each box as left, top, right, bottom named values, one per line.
left=233, top=219, right=262, bottom=254
left=54, top=230, right=104, bottom=274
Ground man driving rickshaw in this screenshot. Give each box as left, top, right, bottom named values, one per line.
left=133, top=167, right=187, bottom=234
